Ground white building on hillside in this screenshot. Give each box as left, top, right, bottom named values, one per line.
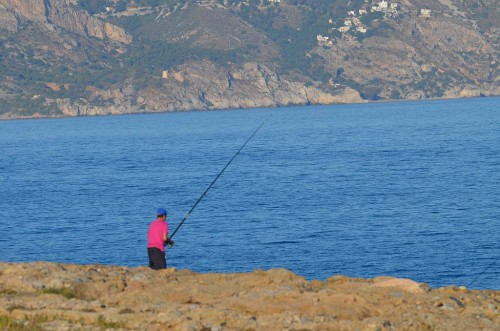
left=420, top=8, right=431, bottom=17
left=378, top=1, right=388, bottom=9
left=317, top=35, right=329, bottom=42
left=356, top=26, right=367, bottom=33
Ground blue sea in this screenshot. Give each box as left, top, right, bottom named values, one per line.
left=0, top=98, right=498, bottom=289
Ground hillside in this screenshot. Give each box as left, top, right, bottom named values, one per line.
left=0, top=0, right=498, bottom=118
left=0, top=262, right=499, bottom=330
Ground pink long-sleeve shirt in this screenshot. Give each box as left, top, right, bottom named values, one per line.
left=147, top=218, right=168, bottom=252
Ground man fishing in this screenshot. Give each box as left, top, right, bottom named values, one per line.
left=147, top=117, right=270, bottom=270
left=147, top=208, right=174, bottom=270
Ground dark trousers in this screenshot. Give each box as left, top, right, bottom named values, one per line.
left=148, top=247, right=166, bottom=270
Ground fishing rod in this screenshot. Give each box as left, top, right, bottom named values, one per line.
left=466, top=259, right=497, bottom=288
left=169, top=115, right=271, bottom=240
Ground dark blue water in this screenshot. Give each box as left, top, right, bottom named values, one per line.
left=1, top=98, right=499, bottom=289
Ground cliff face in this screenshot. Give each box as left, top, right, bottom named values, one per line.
left=50, top=61, right=363, bottom=118
left=0, top=0, right=131, bottom=43
left=0, top=0, right=498, bottom=119
left=0, top=262, right=498, bottom=330
left=0, top=0, right=46, bottom=24
left=0, top=4, right=18, bottom=32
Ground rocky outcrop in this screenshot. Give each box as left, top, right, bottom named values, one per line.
left=47, top=61, right=364, bottom=117
left=0, top=0, right=131, bottom=43
left=442, top=84, right=500, bottom=99
left=0, top=0, right=46, bottom=22
left=0, top=4, right=19, bottom=32
left=0, top=262, right=498, bottom=330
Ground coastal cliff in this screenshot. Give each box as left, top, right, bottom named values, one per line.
left=0, top=0, right=498, bottom=119
left=54, top=61, right=364, bottom=117
left=0, top=262, right=498, bottom=330
left=0, top=0, right=131, bottom=43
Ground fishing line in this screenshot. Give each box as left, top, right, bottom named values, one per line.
left=169, top=114, right=271, bottom=240
left=466, top=259, right=497, bottom=288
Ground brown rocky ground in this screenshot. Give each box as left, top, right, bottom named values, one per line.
left=0, top=262, right=498, bottom=330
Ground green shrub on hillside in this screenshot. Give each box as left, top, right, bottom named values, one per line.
left=0, top=96, right=60, bottom=116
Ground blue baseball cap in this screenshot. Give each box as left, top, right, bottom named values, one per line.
left=157, top=208, right=167, bottom=216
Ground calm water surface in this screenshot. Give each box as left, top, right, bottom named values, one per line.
left=0, top=98, right=498, bottom=289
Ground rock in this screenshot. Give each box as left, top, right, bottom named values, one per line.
left=459, top=87, right=482, bottom=98
left=0, top=4, right=19, bottom=32
left=0, top=0, right=46, bottom=22
left=0, top=0, right=131, bottom=43
left=331, top=86, right=364, bottom=104
left=372, top=276, right=426, bottom=294
left=443, top=86, right=462, bottom=98
left=132, top=61, right=364, bottom=115
left=0, top=262, right=498, bottom=330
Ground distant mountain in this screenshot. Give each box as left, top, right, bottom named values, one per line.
left=0, top=0, right=498, bottom=118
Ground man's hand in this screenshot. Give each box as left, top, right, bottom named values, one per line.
left=166, top=238, right=175, bottom=249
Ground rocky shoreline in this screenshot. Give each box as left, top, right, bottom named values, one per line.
left=0, top=94, right=496, bottom=122
left=1, top=0, right=498, bottom=120
left=0, top=262, right=498, bottom=330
